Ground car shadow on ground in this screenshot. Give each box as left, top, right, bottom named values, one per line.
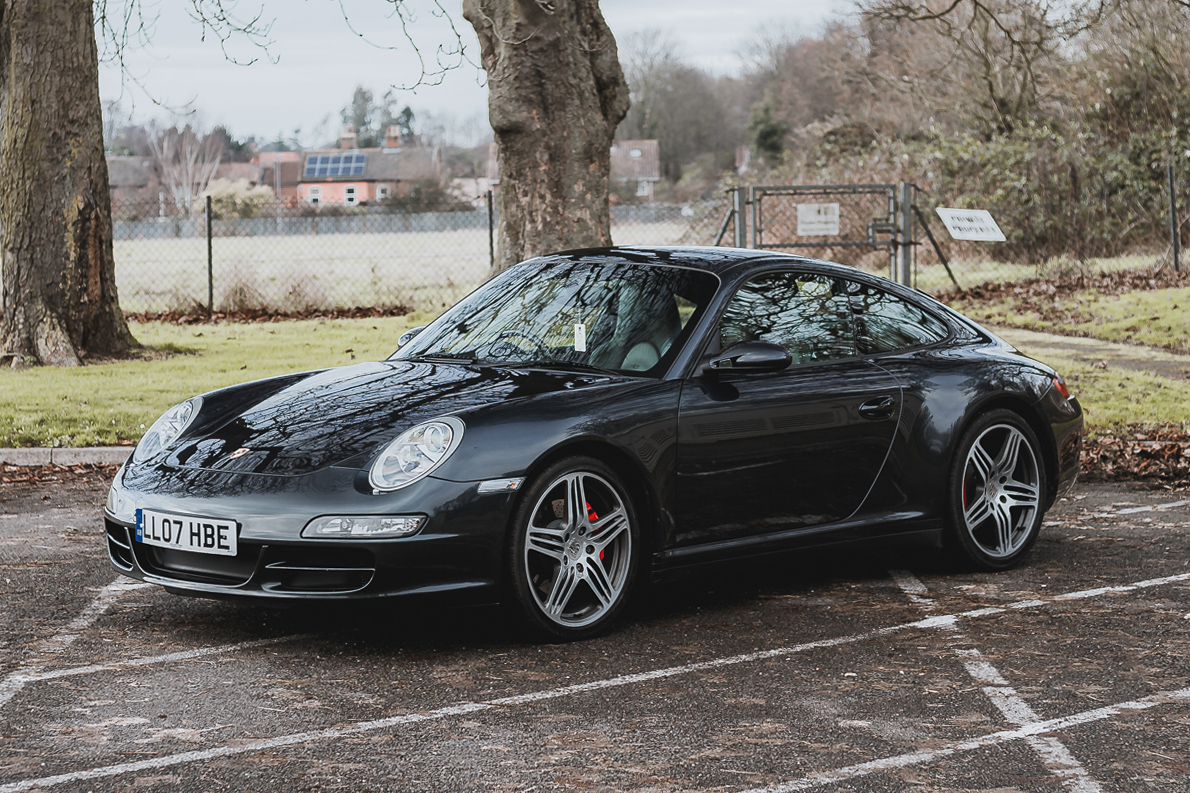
left=139, top=537, right=956, bottom=654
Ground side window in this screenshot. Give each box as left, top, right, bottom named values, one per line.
left=719, top=272, right=855, bottom=364
left=849, top=282, right=949, bottom=354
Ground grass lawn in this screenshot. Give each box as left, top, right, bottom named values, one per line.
left=0, top=315, right=429, bottom=448
left=990, top=328, right=1190, bottom=432
left=917, top=253, right=1159, bottom=294
left=954, top=285, right=1190, bottom=354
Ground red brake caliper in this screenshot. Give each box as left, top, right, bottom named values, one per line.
left=586, top=502, right=604, bottom=560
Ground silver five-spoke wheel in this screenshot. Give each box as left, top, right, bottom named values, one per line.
left=509, top=458, right=638, bottom=639
left=948, top=410, right=1047, bottom=570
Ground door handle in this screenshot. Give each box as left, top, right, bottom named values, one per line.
left=858, top=395, right=896, bottom=420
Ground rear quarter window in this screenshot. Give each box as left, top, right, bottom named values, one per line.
left=849, top=284, right=950, bottom=354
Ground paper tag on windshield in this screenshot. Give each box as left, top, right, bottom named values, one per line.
left=574, top=323, right=587, bottom=352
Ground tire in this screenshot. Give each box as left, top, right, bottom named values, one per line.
left=506, top=456, right=640, bottom=641
left=945, top=409, right=1046, bottom=571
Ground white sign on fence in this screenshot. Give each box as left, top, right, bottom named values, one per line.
left=935, top=208, right=1006, bottom=242
left=797, top=203, right=841, bottom=236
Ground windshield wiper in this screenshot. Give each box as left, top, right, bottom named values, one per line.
left=406, top=353, right=479, bottom=364
left=507, top=359, right=621, bottom=376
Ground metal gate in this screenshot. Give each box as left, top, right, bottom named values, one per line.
left=717, top=183, right=918, bottom=286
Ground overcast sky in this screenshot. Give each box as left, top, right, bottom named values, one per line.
left=98, top=0, right=851, bottom=147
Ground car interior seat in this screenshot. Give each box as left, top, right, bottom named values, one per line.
left=590, top=283, right=682, bottom=371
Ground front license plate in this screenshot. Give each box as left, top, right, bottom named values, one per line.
left=136, top=509, right=238, bottom=556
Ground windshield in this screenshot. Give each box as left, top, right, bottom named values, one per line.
left=392, top=256, right=720, bottom=376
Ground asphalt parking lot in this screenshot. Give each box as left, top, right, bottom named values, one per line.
left=1, top=472, right=1188, bottom=792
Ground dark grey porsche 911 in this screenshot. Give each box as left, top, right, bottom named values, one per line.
left=105, top=246, right=1082, bottom=639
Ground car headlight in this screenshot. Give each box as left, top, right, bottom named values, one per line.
left=105, top=465, right=137, bottom=523
left=133, top=398, right=201, bottom=464
left=368, top=416, right=464, bottom=492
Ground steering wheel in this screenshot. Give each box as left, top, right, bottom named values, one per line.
left=483, top=328, right=550, bottom=360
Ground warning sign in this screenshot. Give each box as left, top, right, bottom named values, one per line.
left=797, top=203, right=841, bottom=236
left=935, top=208, right=1006, bottom=242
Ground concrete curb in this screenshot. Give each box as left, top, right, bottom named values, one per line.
left=0, top=447, right=131, bottom=466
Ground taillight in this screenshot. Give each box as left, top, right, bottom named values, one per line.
left=1052, top=375, right=1070, bottom=399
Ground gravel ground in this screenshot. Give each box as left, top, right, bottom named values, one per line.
left=1, top=473, right=1188, bottom=792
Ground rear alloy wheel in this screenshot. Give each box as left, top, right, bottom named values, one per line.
left=947, top=410, right=1046, bottom=570
left=508, top=457, right=639, bottom=640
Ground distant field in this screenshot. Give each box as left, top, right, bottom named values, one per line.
left=113, top=230, right=491, bottom=314
left=917, top=253, right=1160, bottom=293
left=113, top=221, right=714, bottom=314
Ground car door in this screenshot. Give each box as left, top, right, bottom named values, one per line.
left=673, top=270, right=902, bottom=545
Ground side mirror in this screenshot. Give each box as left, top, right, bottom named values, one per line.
left=397, top=325, right=426, bottom=348
left=703, top=340, right=792, bottom=375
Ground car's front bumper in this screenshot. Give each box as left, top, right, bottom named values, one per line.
left=105, top=465, right=517, bottom=602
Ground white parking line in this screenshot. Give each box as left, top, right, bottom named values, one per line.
left=741, top=687, right=1190, bottom=793
left=13, top=634, right=313, bottom=685
left=0, top=578, right=151, bottom=710
left=3, top=570, right=1187, bottom=791
left=1115, top=499, right=1190, bottom=515
left=891, top=569, right=1103, bottom=793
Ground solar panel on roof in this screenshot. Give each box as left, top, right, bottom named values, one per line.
left=303, top=152, right=367, bottom=178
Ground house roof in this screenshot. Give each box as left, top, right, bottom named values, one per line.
left=610, top=140, right=660, bottom=182
left=106, top=156, right=155, bottom=188
left=214, top=163, right=260, bottom=183
left=299, top=147, right=441, bottom=183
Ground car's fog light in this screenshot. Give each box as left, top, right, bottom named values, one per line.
left=301, top=515, right=427, bottom=539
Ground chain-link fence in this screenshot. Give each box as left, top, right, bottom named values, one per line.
left=111, top=197, right=727, bottom=315
left=717, top=181, right=1186, bottom=295
left=110, top=176, right=1184, bottom=316
left=113, top=197, right=493, bottom=315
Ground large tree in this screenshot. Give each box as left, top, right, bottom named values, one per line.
left=464, top=0, right=630, bottom=272
left=0, top=0, right=135, bottom=366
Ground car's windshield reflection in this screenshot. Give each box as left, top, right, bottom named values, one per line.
left=392, top=257, right=719, bottom=376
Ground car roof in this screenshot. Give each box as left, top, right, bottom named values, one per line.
left=534, top=245, right=834, bottom=277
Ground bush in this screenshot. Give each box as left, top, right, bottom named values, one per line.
left=196, top=179, right=276, bottom=219
left=774, top=122, right=1190, bottom=264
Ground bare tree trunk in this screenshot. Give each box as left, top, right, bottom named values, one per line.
left=0, top=0, right=136, bottom=366
left=464, top=0, right=630, bottom=272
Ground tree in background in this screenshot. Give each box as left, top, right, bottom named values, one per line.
left=394, top=106, right=416, bottom=143
left=733, top=0, right=1190, bottom=263
left=340, top=85, right=417, bottom=147
left=748, top=100, right=788, bottom=166
left=148, top=124, right=223, bottom=215
left=464, top=0, right=629, bottom=272
left=2, top=0, right=270, bottom=366
left=0, top=0, right=135, bottom=366
left=617, top=30, right=743, bottom=185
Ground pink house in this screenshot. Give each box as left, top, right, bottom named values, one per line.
left=295, top=127, right=442, bottom=206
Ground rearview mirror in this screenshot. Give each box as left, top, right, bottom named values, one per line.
left=703, top=340, right=792, bottom=375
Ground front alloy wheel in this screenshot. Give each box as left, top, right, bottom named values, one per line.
left=509, top=458, right=638, bottom=639
left=948, top=410, right=1046, bottom=570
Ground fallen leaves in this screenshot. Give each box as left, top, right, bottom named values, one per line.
left=1081, top=424, right=1190, bottom=485
left=938, top=266, right=1190, bottom=305
left=123, top=305, right=411, bottom=325
left=1, top=463, right=120, bottom=487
